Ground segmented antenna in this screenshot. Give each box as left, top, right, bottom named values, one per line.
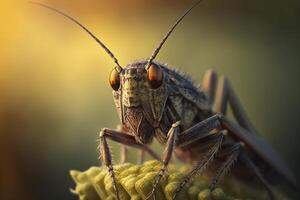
left=29, top=1, right=123, bottom=72
left=145, top=0, right=204, bottom=70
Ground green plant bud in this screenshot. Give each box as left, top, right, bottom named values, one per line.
left=70, top=160, right=281, bottom=200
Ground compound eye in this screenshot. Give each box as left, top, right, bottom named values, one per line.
left=109, top=68, right=120, bottom=91
left=147, top=63, right=163, bottom=89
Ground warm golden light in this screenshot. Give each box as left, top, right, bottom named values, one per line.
left=0, top=1, right=299, bottom=200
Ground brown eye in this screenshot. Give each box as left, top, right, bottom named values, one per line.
left=147, top=64, right=163, bottom=89
left=109, top=68, right=120, bottom=91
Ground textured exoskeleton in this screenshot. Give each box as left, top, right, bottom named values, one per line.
left=33, top=1, right=298, bottom=199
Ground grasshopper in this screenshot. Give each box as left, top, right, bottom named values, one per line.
left=32, top=1, right=298, bottom=199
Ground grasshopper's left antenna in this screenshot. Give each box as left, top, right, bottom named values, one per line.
left=145, top=0, right=204, bottom=70
left=29, top=1, right=123, bottom=72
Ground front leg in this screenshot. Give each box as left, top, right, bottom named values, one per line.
left=146, top=121, right=181, bottom=200
left=99, top=129, right=121, bottom=200
left=99, top=128, right=160, bottom=200
left=172, top=130, right=225, bottom=200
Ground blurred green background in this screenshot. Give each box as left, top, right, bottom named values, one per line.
left=1, top=0, right=300, bottom=199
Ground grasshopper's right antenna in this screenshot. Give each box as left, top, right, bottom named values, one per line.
left=145, top=0, right=204, bottom=70
left=29, top=1, right=123, bottom=72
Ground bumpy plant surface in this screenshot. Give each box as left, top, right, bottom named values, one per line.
left=70, top=160, right=277, bottom=200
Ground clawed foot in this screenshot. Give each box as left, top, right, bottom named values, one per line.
left=145, top=180, right=160, bottom=200
left=145, top=190, right=156, bottom=200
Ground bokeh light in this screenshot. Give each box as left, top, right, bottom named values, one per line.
left=0, top=0, right=299, bottom=199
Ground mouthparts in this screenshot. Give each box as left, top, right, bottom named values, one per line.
left=124, top=106, right=154, bottom=144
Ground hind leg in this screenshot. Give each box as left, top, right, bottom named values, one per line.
left=201, top=69, right=217, bottom=104
left=209, top=143, right=241, bottom=191
left=177, top=114, right=278, bottom=199
left=201, top=69, right=256, bottom=133
left=239, top=151, right=275, bottom=200
left=215, top=75, right=257, bottom=133
left=172, top=130, right=226, bottom=200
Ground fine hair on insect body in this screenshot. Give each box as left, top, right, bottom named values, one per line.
left=31, top=1, right=299, bottom=199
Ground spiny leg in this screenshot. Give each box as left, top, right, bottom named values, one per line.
left=239, top=151, right=275, bottom=200
left=220, top=115, right=290, bottom=179
left=178, top=113, right=265, bottom=159
left=210, top=143, right=241, bottom=191
left=99, top=128, right=161, bottom=200
left=201, top=69, right=217, bottom=104
left=146, top=121, right=181, bottom=200
left=177, top=114, right=224, bottom=147
left=99, top=128, right=161, bottom=160
left=99, top=129, right=120, bottom=200
left=101, top=127, right=160, bottom=160
left=215, top=75, right=257, bottom=133
left=177, top=113, right=284, bottom=198
left=172, top=130, right=225, bottom=200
